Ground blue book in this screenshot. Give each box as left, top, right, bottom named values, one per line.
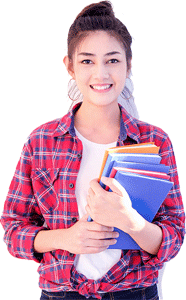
left=112, top=161, right=170, bottom=174
left=100, top=153, right=162, bottom=188
left=87, top=144, right=172, bottom=249
left=108, top=171, right=173, bottom=249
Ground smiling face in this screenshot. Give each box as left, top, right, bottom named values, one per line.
left=64, top=31, right=130, bottom=108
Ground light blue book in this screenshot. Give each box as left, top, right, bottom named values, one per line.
left=100, top=153, right=162, bottom=188
left=112, top=161, right=170, bottom=174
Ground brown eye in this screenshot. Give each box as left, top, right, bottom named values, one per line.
left=81, top=60, right=93, bottom=64
left=108, top=59, right=119, bottom=64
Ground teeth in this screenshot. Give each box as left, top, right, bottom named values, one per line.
left=91, top=84, right=111, bottom=90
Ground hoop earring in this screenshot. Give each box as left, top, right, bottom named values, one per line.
left=120, top=77, right=133, bottom=101
left=120, top=88, right=132, bottom=101
left=68, top=78, right=82, bottom=102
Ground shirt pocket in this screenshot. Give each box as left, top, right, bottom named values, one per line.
left=31, top=168, right=60, bottom=214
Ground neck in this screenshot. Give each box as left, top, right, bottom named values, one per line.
left=74, top=101, right=121, bottom=144
left=75, top=101, right=120, bottom=129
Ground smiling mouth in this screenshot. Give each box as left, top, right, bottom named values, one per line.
left=90, top=84, right=113, bottom=90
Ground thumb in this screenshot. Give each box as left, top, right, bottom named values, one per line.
left=101, top=176, right=127, bottom=197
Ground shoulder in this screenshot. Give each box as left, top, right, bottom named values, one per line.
left=120, top=105, right=170, bottom=147
left=136, top=119, right=169, bottom=143
left=133, top=119, right=176, bottom=170
left=23, top=108, right=74, bottom=153
left=21, top=118, right=62, bottom=156
left=134, top=119, right=175, bottom=162
left=28, top=118, right=62, bottom=140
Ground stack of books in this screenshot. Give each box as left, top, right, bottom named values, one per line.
left=89, top=143, right=173, bottom=250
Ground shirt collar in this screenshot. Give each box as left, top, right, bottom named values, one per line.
left=53, top=102, right=140, bottom=143
left=53, top=104, right=79, bottom=138
left=119, top=104, right=140, bottom=143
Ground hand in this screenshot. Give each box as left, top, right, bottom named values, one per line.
left=61, top=213, right=119, bottom=254
left=86, top=177, right=141, bottom=233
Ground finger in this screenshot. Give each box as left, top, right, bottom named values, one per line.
left=89, top=178, right=105, bottom=195
left=88, top=187, right=95, bottom=197
left=88, top=221, right=114, bottom=232
left=86, top=197, right=95, bottom=218
left=86, top=193, right=96, bottom=212
left=84, top=246, right=109, bottom=254
left=88, top=230, right=119, bottom=240
left=86, top=195, right=91, bottom=207
left=88, top=238, right=117, bottom=248
left=85, top=204, right=91, bottom=216
left=101, top=177, right=126, bottom=196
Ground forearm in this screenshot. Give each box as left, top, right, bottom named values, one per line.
left=119, top=210, right=163, bottom=255
left=34, top=217, right=119, bottom=255
left=129, top=221, right=163, bottom=255
left=34, top=228, right=68, bottom=253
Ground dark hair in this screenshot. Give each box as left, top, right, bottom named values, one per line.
left=67, top=1, right=132, bottom=70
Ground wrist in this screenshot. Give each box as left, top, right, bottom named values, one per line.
left=117, top=208, right=146, bottom=235
left=116, top=209, right=163, bottom=255
left=50, top=229, right=62, bottom=251
left=52, top=228, right=70, bottom=251
left=34, top=228, right=69, bottom=253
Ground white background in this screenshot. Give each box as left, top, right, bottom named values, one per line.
left=0, top=0, right=185, bottom=299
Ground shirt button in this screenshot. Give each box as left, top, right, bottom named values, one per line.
left=72, top=217, right=77, bottom=223
left=69, top=183, right=74, bottom=189
left=69, top=253, right=74, bottom=257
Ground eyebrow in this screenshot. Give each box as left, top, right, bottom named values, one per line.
left=78, top=51, right=122, bottom=57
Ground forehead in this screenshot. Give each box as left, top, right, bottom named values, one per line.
left=75, top=31, right=125, bottom=56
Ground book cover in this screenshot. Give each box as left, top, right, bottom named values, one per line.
left=108, top=171, right=173, bottom=249
left=110, top=167, right=170, bottom=181
left=99, top=153, right=162, bottom=188
left=111, top=161, right=170, bottom=174
left=99, top=143, right=159, bottom=181
left=87, top=144, right=173, bottom=250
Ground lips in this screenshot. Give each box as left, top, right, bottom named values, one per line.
left=90, top=84, right=113, bottom=90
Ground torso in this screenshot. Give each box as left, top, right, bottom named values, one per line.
left=73, top=127, right=122, bottom=280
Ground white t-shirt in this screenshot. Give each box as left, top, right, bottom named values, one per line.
left=74, top=128, right=122, bottom=280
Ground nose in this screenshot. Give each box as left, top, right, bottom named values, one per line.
left=93, top=62, right=109, bottom=80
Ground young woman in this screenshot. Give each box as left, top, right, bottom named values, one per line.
left=1, top=1, right=185, bottom=300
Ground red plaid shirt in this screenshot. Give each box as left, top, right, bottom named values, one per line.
left=1, top=103, right=185, bottom=299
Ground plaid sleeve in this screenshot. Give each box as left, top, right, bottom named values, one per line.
left=0, top=141, right=46, bottom=263
left=146, top=134, right=185, bottom=266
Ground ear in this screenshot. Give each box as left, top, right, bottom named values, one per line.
left=63, top=55, right=75, bottom=79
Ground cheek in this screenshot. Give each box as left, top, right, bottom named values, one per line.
left=75, top=71, right=91, bottom=92
left=74, top=65, right=87, bottom=80
left=117, top=68, right=128, bottom=88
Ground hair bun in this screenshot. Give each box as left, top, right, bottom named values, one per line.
left=77, top=1, right=114, bottom=19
